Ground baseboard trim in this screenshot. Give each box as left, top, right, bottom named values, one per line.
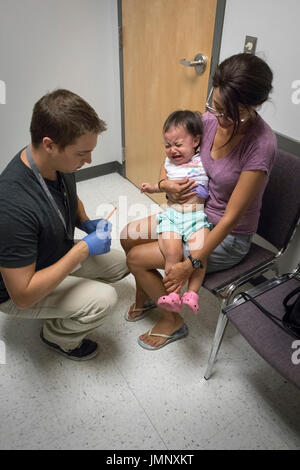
left=75, top=161, right=125, bottom=182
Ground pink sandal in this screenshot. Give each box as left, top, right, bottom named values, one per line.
left=157, top=292, right=182, bottom=313
left=181, top=291, right=199, bottom=314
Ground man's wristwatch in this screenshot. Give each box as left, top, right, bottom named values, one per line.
left=188, top=254, right=203, bottom=269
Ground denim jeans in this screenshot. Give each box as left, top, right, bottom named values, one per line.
left=183, top=232, right=252, bottom=273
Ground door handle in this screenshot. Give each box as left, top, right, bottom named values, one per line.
left=180, top=53, right=207, bottom=75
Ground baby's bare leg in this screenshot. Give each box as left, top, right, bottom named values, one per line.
left=180, top=228, right=210, bottom=315
left=158, top=232, right=183, bottom=272
left=157, top=232, right=184, bottom=312
left=186, top=228, right=210, bottom=292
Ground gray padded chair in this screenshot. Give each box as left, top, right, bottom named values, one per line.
left=203, top=149, right=300, bottom=379
left=222, top=271, right=300, bottom=389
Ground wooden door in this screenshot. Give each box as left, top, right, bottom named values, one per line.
left=122, top=0, right=218, bottom=205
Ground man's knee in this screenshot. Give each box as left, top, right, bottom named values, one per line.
left=108, top=252, right=129, bottom=283
left=79, top=283, right=118, bottom=325
left=97, top=284, right=118, bottom=313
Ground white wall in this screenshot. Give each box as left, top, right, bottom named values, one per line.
left=220, top=0, right=300, bottom=143
left=220, top=0, right=300, bottom=271
left=0, top=0, right=122, bottom=171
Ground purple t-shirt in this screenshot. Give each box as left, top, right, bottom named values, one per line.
left=200, top=112, right=277, bottom=235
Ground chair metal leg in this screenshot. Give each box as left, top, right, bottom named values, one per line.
left=204, top=300, right=229, bottom=380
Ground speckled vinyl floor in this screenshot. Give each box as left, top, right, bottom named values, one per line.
left=0, top=173, right=299, bottom=450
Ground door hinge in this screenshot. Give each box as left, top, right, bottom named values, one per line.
left=122, top=147, right=126, bottom=162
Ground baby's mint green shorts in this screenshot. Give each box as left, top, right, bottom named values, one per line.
left=156, top=207, right=212, bottom=242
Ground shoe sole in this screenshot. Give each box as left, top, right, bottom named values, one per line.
left=124, top=302, right=156, bottom=322
left=137, top=324, right=188, bottom=351
left=42, top=342, right=99, bottom=361
left=156, top=300, right=182, bottom=313
left=181, top=302, right=199, bottom=315
left=40, top=331, right=99, bottom=361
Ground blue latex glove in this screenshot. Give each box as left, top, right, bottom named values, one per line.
left=82, top=220, right=112, bottom=256
left=81, top=218, right=106, bottom=234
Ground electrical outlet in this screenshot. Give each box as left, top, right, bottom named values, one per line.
left=244, top=36, right=257, bottom=54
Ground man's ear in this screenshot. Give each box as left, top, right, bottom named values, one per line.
left=42, top=137, right=56, bottom=154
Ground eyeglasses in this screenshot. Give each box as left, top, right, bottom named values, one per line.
left=205, top=88, right=247, bottom=123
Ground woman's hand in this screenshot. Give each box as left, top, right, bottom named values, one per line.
left=160, top=178, right=198, bottom=204
left=163, top=260, right=194, bottom=293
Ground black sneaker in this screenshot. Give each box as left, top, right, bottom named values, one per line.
left=40, top=329, right=98, bottom=361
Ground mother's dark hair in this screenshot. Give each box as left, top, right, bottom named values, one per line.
left=212, top=53, right=273, bottom=137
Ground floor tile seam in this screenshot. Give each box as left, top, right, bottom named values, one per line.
left=202, top=406, right=292, bottom=450
left=211, top=335, right=291, bottom=394
left=28, top=357, right=75, bottom=437
left=110, top=357, right=169, bottom=450
left=255, top=406, right=300, bottom=449
left=280, top=431, right=300, bottom=449
left=198, top=411, right=249, bottom=448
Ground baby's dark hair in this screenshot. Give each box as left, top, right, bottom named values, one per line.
left=163, top=110, right=203, bottom=139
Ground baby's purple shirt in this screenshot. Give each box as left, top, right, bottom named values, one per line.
left=200, top=112, right=277, bottom=235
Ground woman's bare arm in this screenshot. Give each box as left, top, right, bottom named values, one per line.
left=163, top=170, right=267, bottom=291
